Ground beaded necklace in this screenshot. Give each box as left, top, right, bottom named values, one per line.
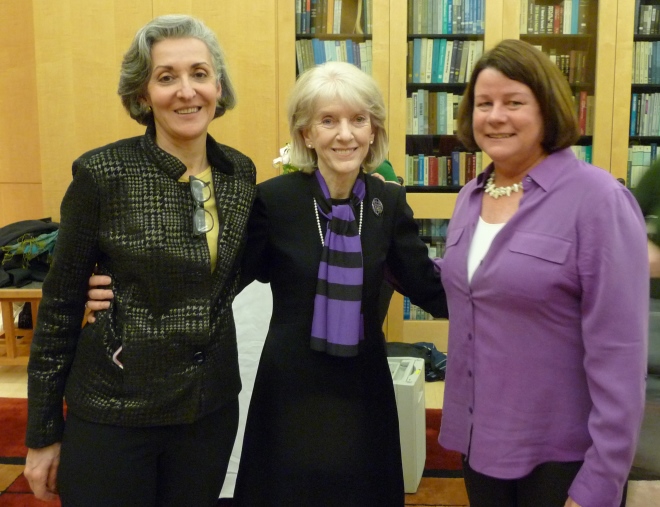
left=484, top=173, right=523, bottom=199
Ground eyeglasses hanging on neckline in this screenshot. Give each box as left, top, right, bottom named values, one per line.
left=190, top=175, right=214, bottom=236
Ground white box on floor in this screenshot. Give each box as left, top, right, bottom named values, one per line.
left=389, top=357, right=426, bottom=493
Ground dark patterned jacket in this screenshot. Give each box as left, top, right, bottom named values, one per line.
left=26, top=125, right=256, bottom=448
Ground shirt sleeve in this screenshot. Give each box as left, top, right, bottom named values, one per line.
left=26, top=161, right=101, bottom=448
left=568, top=186, right=649, bottom=507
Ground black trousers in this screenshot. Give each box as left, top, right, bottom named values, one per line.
left=57, top=400, right=239, bottom=507
left=463, top=456, right=628, bottom=507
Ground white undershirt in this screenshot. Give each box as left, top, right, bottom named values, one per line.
left=467, top=216, right=505, bottom=283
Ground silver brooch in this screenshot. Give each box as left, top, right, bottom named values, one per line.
left=372, top=198, right=383, bottom=216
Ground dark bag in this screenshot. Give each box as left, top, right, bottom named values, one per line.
left=386, top=341, right=447, bottom=382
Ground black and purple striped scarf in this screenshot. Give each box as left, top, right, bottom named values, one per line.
left=310, top=169, right=365, bottom=357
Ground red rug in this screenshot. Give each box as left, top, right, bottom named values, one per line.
left=0, top=399, right=461, bottom=506
left=425, top=408, right=463, bottom=474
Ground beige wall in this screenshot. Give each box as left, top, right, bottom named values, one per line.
left=0, top=0, right=43, bottom=226
left=0, top=0, right=283, bottom=226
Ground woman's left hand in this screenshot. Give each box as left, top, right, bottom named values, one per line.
left=564, top=497, right=581, bottom=507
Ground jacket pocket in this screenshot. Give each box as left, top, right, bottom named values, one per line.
left=509, top=231, right=571, bottom=264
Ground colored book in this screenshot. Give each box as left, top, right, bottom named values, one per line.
left=413, top=38, right=422, bottom=83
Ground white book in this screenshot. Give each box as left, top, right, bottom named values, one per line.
left=366, top=39, right=372, bottom=75
left=334, top=0, right=342, bottom=34
left=418, top=90, right=426, bottom=134
left=446, top=92, right=454, bottom=135
left=419, top=38, right=428, bottom=83
left=295, top=40, right=304, bottom=73
left=563, top=0, right=572, bottom=34
left=443, top=40, right=453, bottom=83
left=520, top=0, right=528, bottom=34
left=359, top=42, right=367, bottom=73
left=425, top=38, right=434, bottom=83
left=412, top=92, right=419, bottom=135
left=406, top=97, right=413, bottom=135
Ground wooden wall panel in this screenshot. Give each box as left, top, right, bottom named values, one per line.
left=33, top=0, right=151, bottom=221
left=0, top=184, right=45, bottom=225
left=0, top=0, right=42, bottom=226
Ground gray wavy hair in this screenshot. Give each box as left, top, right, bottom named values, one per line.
left=118, top=14, right=236, bottom=125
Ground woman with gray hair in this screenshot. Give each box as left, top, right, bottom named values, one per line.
left=24, top=14, right=255, bottom=506
left=232, top=61, right=447, bottom=506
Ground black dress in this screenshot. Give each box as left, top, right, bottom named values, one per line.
left=233, top=171, right=446, bottom=506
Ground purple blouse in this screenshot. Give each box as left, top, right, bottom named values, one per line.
left=438, top=148, right=649, bottom=507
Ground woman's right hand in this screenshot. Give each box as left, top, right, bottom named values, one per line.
left=86, top=274, right=114, bottom=324
left=24, top=443, right=61, bottom=501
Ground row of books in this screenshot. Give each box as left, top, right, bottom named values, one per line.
left=636, top=3, right=660, bottom=35
left=628, top=144, right=656, bottom=189
left=632, top=41, right=660, bottom=85
left=405, top=224, right=449, bottom=320
left=408, top=38, right=484, bottom=84
left=295, top=38, right=372, bottom=74
left=408, top=0, right=485, bottom=35
left=404, top=152, right=483, bottom=187
left=407, top=89, right=592, bottom=136
left=404, top=147, right=590, bottom=188
left=627, top=144, right=657, bottom=189
left=404, top=296, right=437, bottom=320
left=296, top=0, right=372, bottom=35
left=417, top=219, right=450, bottom=239
left=531, top=47, right=590, bottom=86
left=520, top=0, right=590, bottom=35
left=630, top=92, right=660, bottom=137
left=407, top=91, right=461, bottom=135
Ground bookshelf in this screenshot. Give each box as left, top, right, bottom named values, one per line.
left=295, top=0, right=374, bottom=74
left=404, top=2, right=486, bottom=188
left=625, top=0, right=660, bottom=188
left=519, top=1, right=598, bottom=164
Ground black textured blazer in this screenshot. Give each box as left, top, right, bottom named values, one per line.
left=26, top=125, right=256, bottom=448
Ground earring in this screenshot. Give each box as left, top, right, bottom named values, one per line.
left=369, top=140, right=373, bottom=145
left=307, top=144, right=313, bottom=148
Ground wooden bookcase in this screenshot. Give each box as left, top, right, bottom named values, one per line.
left=618, top=0, right=660, bottom=188
left=278, top=0, right=638, bottom=348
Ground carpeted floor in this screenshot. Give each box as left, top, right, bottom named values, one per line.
left=2, top=398, right=657, bottom=507
left=0, top=399, right=466, bottom=507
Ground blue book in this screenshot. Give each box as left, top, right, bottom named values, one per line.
left=464, top=0, right=472, bottom=34
left=312, top=38, right=323, bottom=65
left=436, top=39, right=447, bottom=82
left=571, top=0, right=579, bottom=34
left=346, top=39, right=354, bottom=65
left=418, top=154, right=425, bottom=186
left=451, top=151, right=460, bottom=186
left=445, top=0, right=453, bottom=34
left=412, top=38, right=422, bottom=83
left=631, top=93, right=638, bottom=136
left=652, top=143, right=658, bottom=164
left=403, top=296, right=411, bottom=320
left=431, top=38, right=441, bottom=83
